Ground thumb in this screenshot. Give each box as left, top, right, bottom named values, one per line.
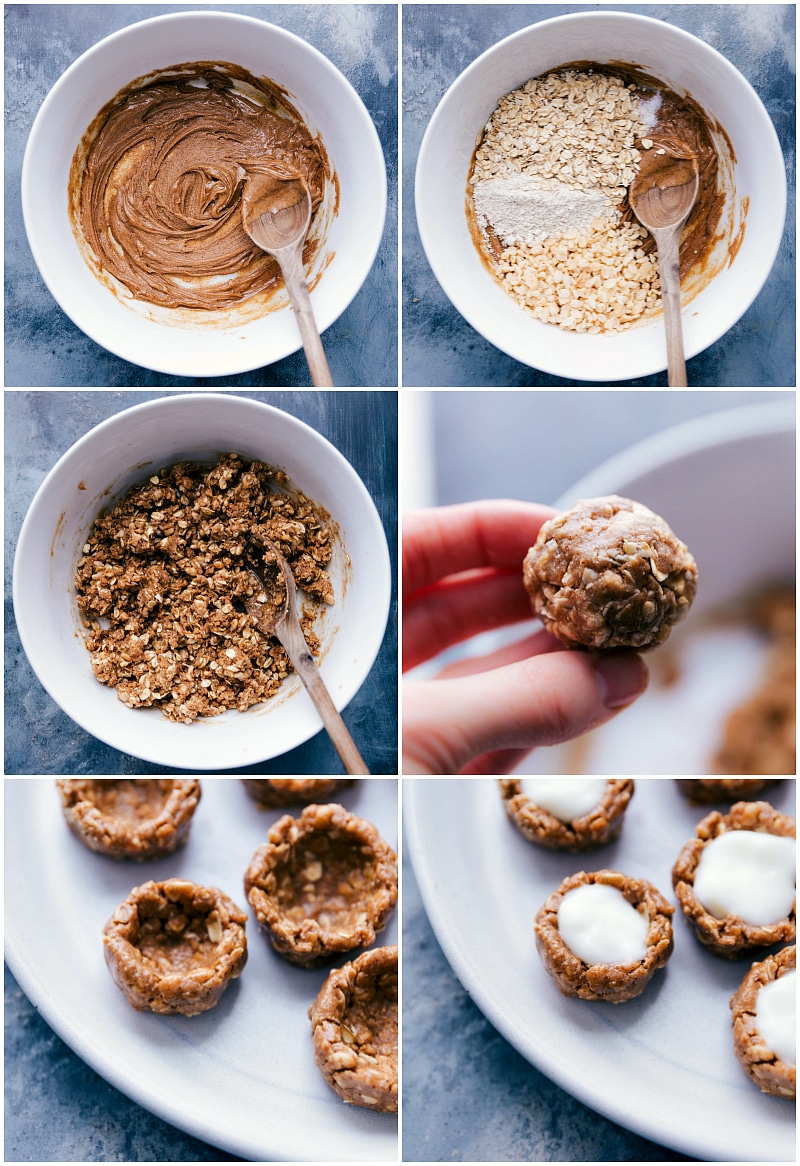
left=402, top=650, right=647, bottom=775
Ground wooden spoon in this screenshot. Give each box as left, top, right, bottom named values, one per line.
left=242, top=174, right=333, bottom=387
left=630, top=158, right=699, bottom=387
left=244, top=540, right=369, bottom=775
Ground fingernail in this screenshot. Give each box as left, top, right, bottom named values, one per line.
left=593, top=653, right=648, bottom=710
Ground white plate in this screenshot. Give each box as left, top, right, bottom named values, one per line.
left=406, top=778, right=796, bottom=1161
left=4, top=778, right=398, bottom=1161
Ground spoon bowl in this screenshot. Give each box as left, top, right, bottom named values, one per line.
left=245, top=539, right=370, bottom=775
left=630, top=163, right=699, bottom=386
left=242, top=175, right=334, bottom=386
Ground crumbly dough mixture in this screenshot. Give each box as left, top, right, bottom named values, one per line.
left=70, top=63, right=328, bottom=311
left=242, top=778, right=353, bottom=808
left=523, top=495, right=697, bottom=651
left=244, top=802, right=398, bottom=967
left=499, top=779, right=634, bottom=851
left=56, top=778, right=201, bottom=859
left=730, top=945, right=796, bottom=1100
left=103, top=878, right=248, bottom=1015
left=309, top=944, right=398, bottom=1111
left=75, top=453, right=334, bottom=723
left=675, top=779, right=781, bottom=805
left=672, top=800, right=796, bottom=959
left=467, top=63, right=722, bottom=333
left=534, top=868, right=674, bottom=1003
left=712, top=589, right=796, bottom=775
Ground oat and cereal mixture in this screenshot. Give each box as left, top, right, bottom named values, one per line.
left=469, top=67, right=662, bottom=333
left=75, top=452, right=334, bottom=723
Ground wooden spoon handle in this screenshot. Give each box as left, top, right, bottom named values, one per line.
left=275, top=242, right=334, bottom=387
left=277, top=619, right=370, bottom=775
left=654, top=225, right=688, bottom=387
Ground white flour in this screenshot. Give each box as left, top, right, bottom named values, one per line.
left=472, top=174, right=613, bottom=247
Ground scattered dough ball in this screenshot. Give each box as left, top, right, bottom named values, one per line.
left=730, top=945, right=795, bottom=1099
left=534, top=869, right=674, bottom=1003
left=309, top=945, right=398, bottom=1111
left=675, top=779, right=781, bottom=804
left=242, top=779, right=353, bottom=808
left=672, top=800, right=796, bottom=958
left=56, top=779, right=201, bottom=860
left=523, top=495, right=697, bottom=650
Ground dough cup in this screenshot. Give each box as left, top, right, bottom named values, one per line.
left=730, top=945, right=796, bottom=1100
left=56, top=779, right=201, bottom=859
left=675, top=779, right=781, bottom=804
left=244, top=803, right=397, bottom=967
left=242, top=779, right=353, bottom=808
left=499, top=779, right=634, bottom=851
left=103, top=878, right=247, bottom=1016
left=309, top=944, right=398, bottom=1111
left=535, top=869, right=674, bottom=1003
left=672, top=800, right=796, bottom=958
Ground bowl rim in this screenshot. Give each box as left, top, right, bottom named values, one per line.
left=21, top=8, right=388, bottom=378
left=12, top=392, right=393, bottom=770
left=415, top=9, right=787, bottom=382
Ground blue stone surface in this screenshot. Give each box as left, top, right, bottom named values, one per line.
left=402, top=4, right=795, bottom=387
left=4, top=4, right=398, bottom=387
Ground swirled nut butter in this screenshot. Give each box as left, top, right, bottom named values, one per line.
left=68, top=62, right=331, bottom=314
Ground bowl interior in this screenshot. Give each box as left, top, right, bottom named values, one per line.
left=13, top=395, right=391, bottom=770
left=415, top=12, right=786, bottom=381
left=22, top=11, right=386, bottom=377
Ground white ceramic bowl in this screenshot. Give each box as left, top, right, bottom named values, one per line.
left=416, top=11, right=786, bottom=381
left=519, top=397, right=796, bottom=773
left=22, top=10, right=386, bottom=377
left=13, top=394, right=392, bottom=771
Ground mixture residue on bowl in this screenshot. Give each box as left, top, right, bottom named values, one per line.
left=69, top=63, right=330, bottom=313
left=75, top=453, right=334, bottom=723
left=467, top=63, right=725, bottom=333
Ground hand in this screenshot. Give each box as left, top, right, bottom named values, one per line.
left=402, top=500, right=648, bottom=774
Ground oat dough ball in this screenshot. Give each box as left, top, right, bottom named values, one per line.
left=672, top=801, right=796, bottom=958
left=730, top=945, right=795, bottom=1100
left=103, top=878, right=248, bottom=1016
left=56, top=779, right=201, bottom=860
left=499, top=779, right=634, bottom=851
left=242, top=779, right=353, bottom=808
left=534, top=869, right=674, bottom=1003
left=309, top=945, right=398, bottom=1112
left=675, top=779, right=780, bottom=805
left=523, top=495, right=697, bottom=650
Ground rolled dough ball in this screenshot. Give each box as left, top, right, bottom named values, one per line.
left=523, top=495, right=697, bottom=651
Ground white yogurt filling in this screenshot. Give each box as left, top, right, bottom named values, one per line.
left=692, top=830, right=796, bottom=926
left=755, top=969, right=796, bottom=1066
left=521, top=778, right=609, bottom=823
left=557, top=882, right=649, bottom=966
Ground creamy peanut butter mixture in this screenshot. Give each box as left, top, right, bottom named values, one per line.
left=69, top=63, right=329, bottom=311
left=468, top=63, right=724, bottom=333
left=75, top=453, right=334, bottom=723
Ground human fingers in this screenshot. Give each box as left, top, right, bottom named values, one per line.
left=403, top=567, right=536, bottom=671
left=403, top=500, right=556, bottom=597
left=402, top=650, right=648, bottom=775
left=461, top=748, right=535, bottom=776
left=431, top=627, right=561, bottom=679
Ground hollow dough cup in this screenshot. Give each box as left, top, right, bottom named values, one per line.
left=523, top=495, right=697, bottom=650
left=499, top=779, right=634, bottom=851
left=56, top=779, right=201, bottom=859
left=534, top=869, right=674, bottom=1003
left=730, top=945, right=796, bottom=1100
left=244, top=803, right=397, bottom=967
left=675, top=779, right=781, bottom=804
left=242, top=779, right=353, bottom=808
left=309, top=944, right=398, bottom=1112
left=672, top=800, right=796, bottom=958
left=103, top=878, right=248, bottom=1016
